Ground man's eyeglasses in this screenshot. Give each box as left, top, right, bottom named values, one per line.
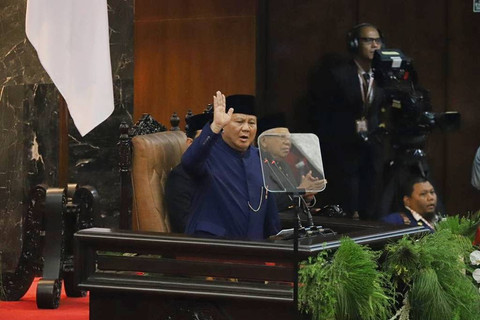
left=359, top=37, right=383, bottom=45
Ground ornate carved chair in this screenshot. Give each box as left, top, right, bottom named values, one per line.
left=0, top=183, right=98, bottom=309
left=118, top=113, right=187, bottom=232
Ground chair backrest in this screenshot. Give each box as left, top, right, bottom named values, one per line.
left=130, top=130, right=187, bottom=232
left=118, top=109, right=210, bottom=231
left=119, top=113, right=186, bottom=231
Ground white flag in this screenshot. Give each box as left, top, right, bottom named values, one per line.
left=26, top=0, right=114, bottom=137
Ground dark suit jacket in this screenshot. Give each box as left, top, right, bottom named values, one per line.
left=309, top=56, right=386, bottom=145
left=182, top=124, right=280, bottom=240
left=307, top=55, right=387, bottom=217
left=164, top=164, right=195, bottom=233
left=381, top=211, right=434, bottom=232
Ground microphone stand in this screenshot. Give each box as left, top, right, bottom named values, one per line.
left=300, top=196, right=315, bottom=228
left=263, top=157, right=321, bottom=316
left=291, top=192, right=303, bottom=317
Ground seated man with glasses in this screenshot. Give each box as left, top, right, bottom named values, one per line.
left=258, top=127, right=326, bottom=212
left=307, top=23, right=388, bottom=221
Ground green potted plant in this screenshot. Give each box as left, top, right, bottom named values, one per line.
left=298, top=237, right=394, bottom=320
left=383, top=228, right=480, bottom=320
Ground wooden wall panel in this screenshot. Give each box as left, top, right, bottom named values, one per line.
left=135, top=0, right=255, bottom=20
left=134, top=0, right=256, bottom=127
left=445, top=0, right=480, bottom=212
left=264, top=0, right=357, bottom=123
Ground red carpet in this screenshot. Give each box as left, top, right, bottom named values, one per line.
left=0, top=278, right=89, bottom=320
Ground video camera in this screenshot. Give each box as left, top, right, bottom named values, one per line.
left=372, top=49, right=460, bottom=150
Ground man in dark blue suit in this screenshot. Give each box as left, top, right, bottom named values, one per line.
left=182, top=91, right=280, bottom=240
left=308, top=23, right=387, bottom=220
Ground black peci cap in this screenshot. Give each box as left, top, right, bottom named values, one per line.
left=225, top=94, right=256, bottom=116
left=185, top=112, right=213, bottom=138
left=257, top=112, right=288, bottom=136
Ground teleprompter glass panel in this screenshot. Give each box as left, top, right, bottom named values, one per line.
left=258, top=133, right=326, bottom=194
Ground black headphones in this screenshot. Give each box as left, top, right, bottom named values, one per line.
left=346, top=23, right=385, bottom=53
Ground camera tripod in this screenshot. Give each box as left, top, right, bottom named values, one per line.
left=378, top=146, right=431, bottom=217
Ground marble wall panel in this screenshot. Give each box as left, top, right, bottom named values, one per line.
left=0, top=84, right=59, bottom=271
left=0, top=0, right=134, bottom=272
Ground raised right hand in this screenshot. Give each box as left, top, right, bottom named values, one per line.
left=210, top=91, right=234, bottom=133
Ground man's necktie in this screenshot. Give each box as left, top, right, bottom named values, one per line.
left=363, top=72, right=370, bottom=94
left=362, top=72, right=371, bottom=107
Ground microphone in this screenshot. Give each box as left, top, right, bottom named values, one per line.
left=266, top=158, right=304, bottom=229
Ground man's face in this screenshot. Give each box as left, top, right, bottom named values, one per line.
left=403, top=181, right=437, bottom=219
left=261, top=128, right=291, bottom=159
left=356, top=26, right=382, bottom=61
left=222, top=113, right=257, bottom=152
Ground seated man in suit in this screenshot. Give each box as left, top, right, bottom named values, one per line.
left=258, top=127, right=326, bottom=212
left=381, top=176, right=440, bottom=231
left=165, top=111, right=212, bottom=233
left=182, top=91, right=280, bottom=240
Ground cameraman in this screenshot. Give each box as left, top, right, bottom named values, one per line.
left=308, top=23, right=387, bottom=220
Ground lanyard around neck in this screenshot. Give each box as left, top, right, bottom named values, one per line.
left=354, top=60, right=374, bottom=107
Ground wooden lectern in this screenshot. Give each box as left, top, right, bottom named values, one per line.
left=74, top=218, right=426, bottom=320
